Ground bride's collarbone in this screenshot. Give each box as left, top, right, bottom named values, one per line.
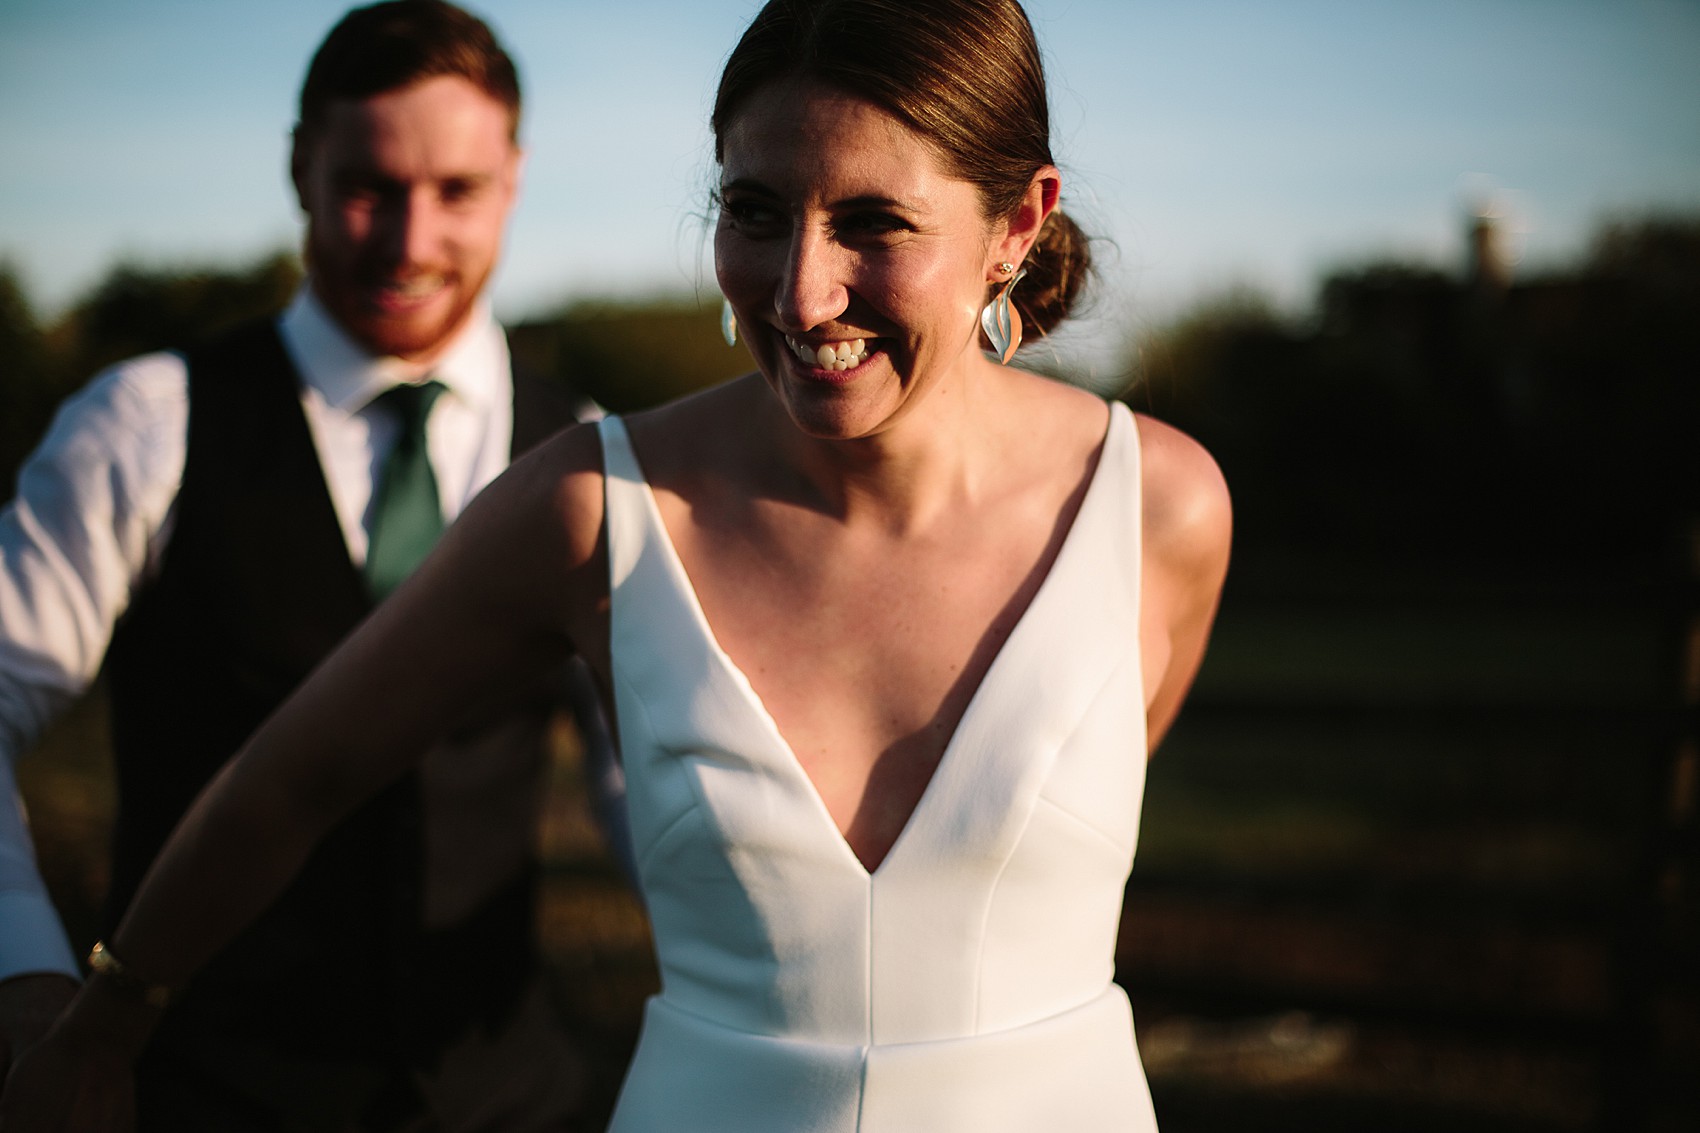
left=714, top=558, right=1030, bottom=741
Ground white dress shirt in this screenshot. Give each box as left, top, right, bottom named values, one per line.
left=0, top=286, right=516, bottom=982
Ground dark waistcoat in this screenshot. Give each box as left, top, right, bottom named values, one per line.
left=102, top=318, right=577, bottom=1070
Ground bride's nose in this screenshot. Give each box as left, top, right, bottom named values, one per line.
left=774, top=229, right=850, bottom=331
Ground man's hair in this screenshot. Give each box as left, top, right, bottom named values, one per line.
left=297, top=0, right=521, bottom=142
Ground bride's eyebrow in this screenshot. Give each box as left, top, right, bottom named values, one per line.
left=719, top=175, right=924, bottom=211
left=831, top=193, right=918, bottom=212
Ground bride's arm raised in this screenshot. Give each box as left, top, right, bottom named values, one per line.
left=0, top=423, right=609, bottom=1129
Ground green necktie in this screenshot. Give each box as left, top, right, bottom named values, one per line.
left=365, top=379, right=446, bottom=599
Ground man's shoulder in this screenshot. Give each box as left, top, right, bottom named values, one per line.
left=509, top=367, right=600, bottom=451
left=52, top=349, right=192, bottom=448
left=178, top=316, right=302, bottom=411
left=14, top=349, right=191, bottom=536
left=181, top=316, right=288, bottom=370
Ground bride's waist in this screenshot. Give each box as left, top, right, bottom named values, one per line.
left=646, top=981, right=1132, bottom=1056
left=610, top=988, right=1151, bottom=1132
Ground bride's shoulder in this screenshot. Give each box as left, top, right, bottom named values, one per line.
left=622, top=375, right=770, bottom=484
left=470, top=420, right=610, bottom=566
left=1131, top=411, right=1232, bottom=574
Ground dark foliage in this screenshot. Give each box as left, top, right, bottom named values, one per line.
left=509, top=296, right=754, bottom=415
left=2, top=253, right=303, bottom=491
left=1127, top=216, right=1700, bottom=578
left=59, top=252, right=302, bottom=379
left=0, top=264, right=71, bottom=494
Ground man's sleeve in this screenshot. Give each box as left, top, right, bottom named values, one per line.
left=0, top=353, right=189, bottom=981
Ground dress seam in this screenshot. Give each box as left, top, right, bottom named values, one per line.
left=970, top=655, right=1130, bottom=1031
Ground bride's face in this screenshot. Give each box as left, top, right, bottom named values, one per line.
left=715, top=78, right=1011, bottom=440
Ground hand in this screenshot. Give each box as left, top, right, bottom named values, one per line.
left=1, top=974, right=154, bottom=1133
left=0, top=1026, right=136, bottom=1133
left=0, top=975, right=78, bottom=1085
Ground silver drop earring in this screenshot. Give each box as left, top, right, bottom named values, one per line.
left=721, top=298, right=738, bottom=347
left=980, top=265, right=1027, bottom=364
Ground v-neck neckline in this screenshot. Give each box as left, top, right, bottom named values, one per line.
left=621, top=404, right=1124, bottom=878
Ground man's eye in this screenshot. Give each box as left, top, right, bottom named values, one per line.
left=335, top=177, right=394, bottom=207
left=441, top=179, right=481, bottom=205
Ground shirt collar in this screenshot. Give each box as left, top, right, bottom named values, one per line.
left=276, top=284, right=508, bottom=415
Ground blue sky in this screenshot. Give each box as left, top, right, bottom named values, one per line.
left=2, top=0, right=1697, bottom=370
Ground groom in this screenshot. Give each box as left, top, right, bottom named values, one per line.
left=0, top=2, right=616, bottom=1128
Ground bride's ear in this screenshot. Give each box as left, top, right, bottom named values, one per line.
left=991, top=165, right=1060, bottom=270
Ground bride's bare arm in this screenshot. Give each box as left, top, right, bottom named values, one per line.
left=1136, top=414, right=1232, bottom=754
left=0, top=425, right=608, bottom=1127
left=115, top=424, right=607, bottom=986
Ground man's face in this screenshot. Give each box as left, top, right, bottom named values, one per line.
left=293, top=75, right=521, bottom=362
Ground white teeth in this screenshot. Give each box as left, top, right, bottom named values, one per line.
left=787, top=336, right=869, bottom=370
left=381, top=277, right=445, bottom=300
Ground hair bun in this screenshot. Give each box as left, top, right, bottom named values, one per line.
left=1015, top=208, right=1092, bottom=341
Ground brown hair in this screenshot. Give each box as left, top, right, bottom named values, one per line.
left=712, top=0, right=1092, bottom=340
left=296, top=0, right=521, bottom=144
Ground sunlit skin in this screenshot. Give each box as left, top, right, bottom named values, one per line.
left=291, top=75, right=521, bottom=364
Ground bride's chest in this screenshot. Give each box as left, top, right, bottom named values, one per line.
left=688, top=528, right=1040, bottom=761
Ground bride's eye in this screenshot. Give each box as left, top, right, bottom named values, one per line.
left=834, top=211, right=908, bottom=244
left=721, top=196, right=786, bottom=234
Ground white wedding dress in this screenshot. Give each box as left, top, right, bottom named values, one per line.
left=599, top=404, right=1158, bottom=1132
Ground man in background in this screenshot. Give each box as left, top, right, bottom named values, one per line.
left=0, top=2, right=615, bottom=1127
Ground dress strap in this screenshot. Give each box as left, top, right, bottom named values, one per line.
left=598, top=416, right=646, bottom=587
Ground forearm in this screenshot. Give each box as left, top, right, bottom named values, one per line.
left=7, top=743, right=362, bottom=1077
left=54, top=450, right=584, bottom=1042
left=6, top=697, right=408, bottom=1088
left=97, top=592, right=528, bottom=996
left=105, top=727, right=370, bottom=998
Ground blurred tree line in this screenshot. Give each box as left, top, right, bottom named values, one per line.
left=5, top=214, right=1695, bottom=584
left=0, top=253, right=303, bottom=487
left=1128, top=215, right=1700, bottom=582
